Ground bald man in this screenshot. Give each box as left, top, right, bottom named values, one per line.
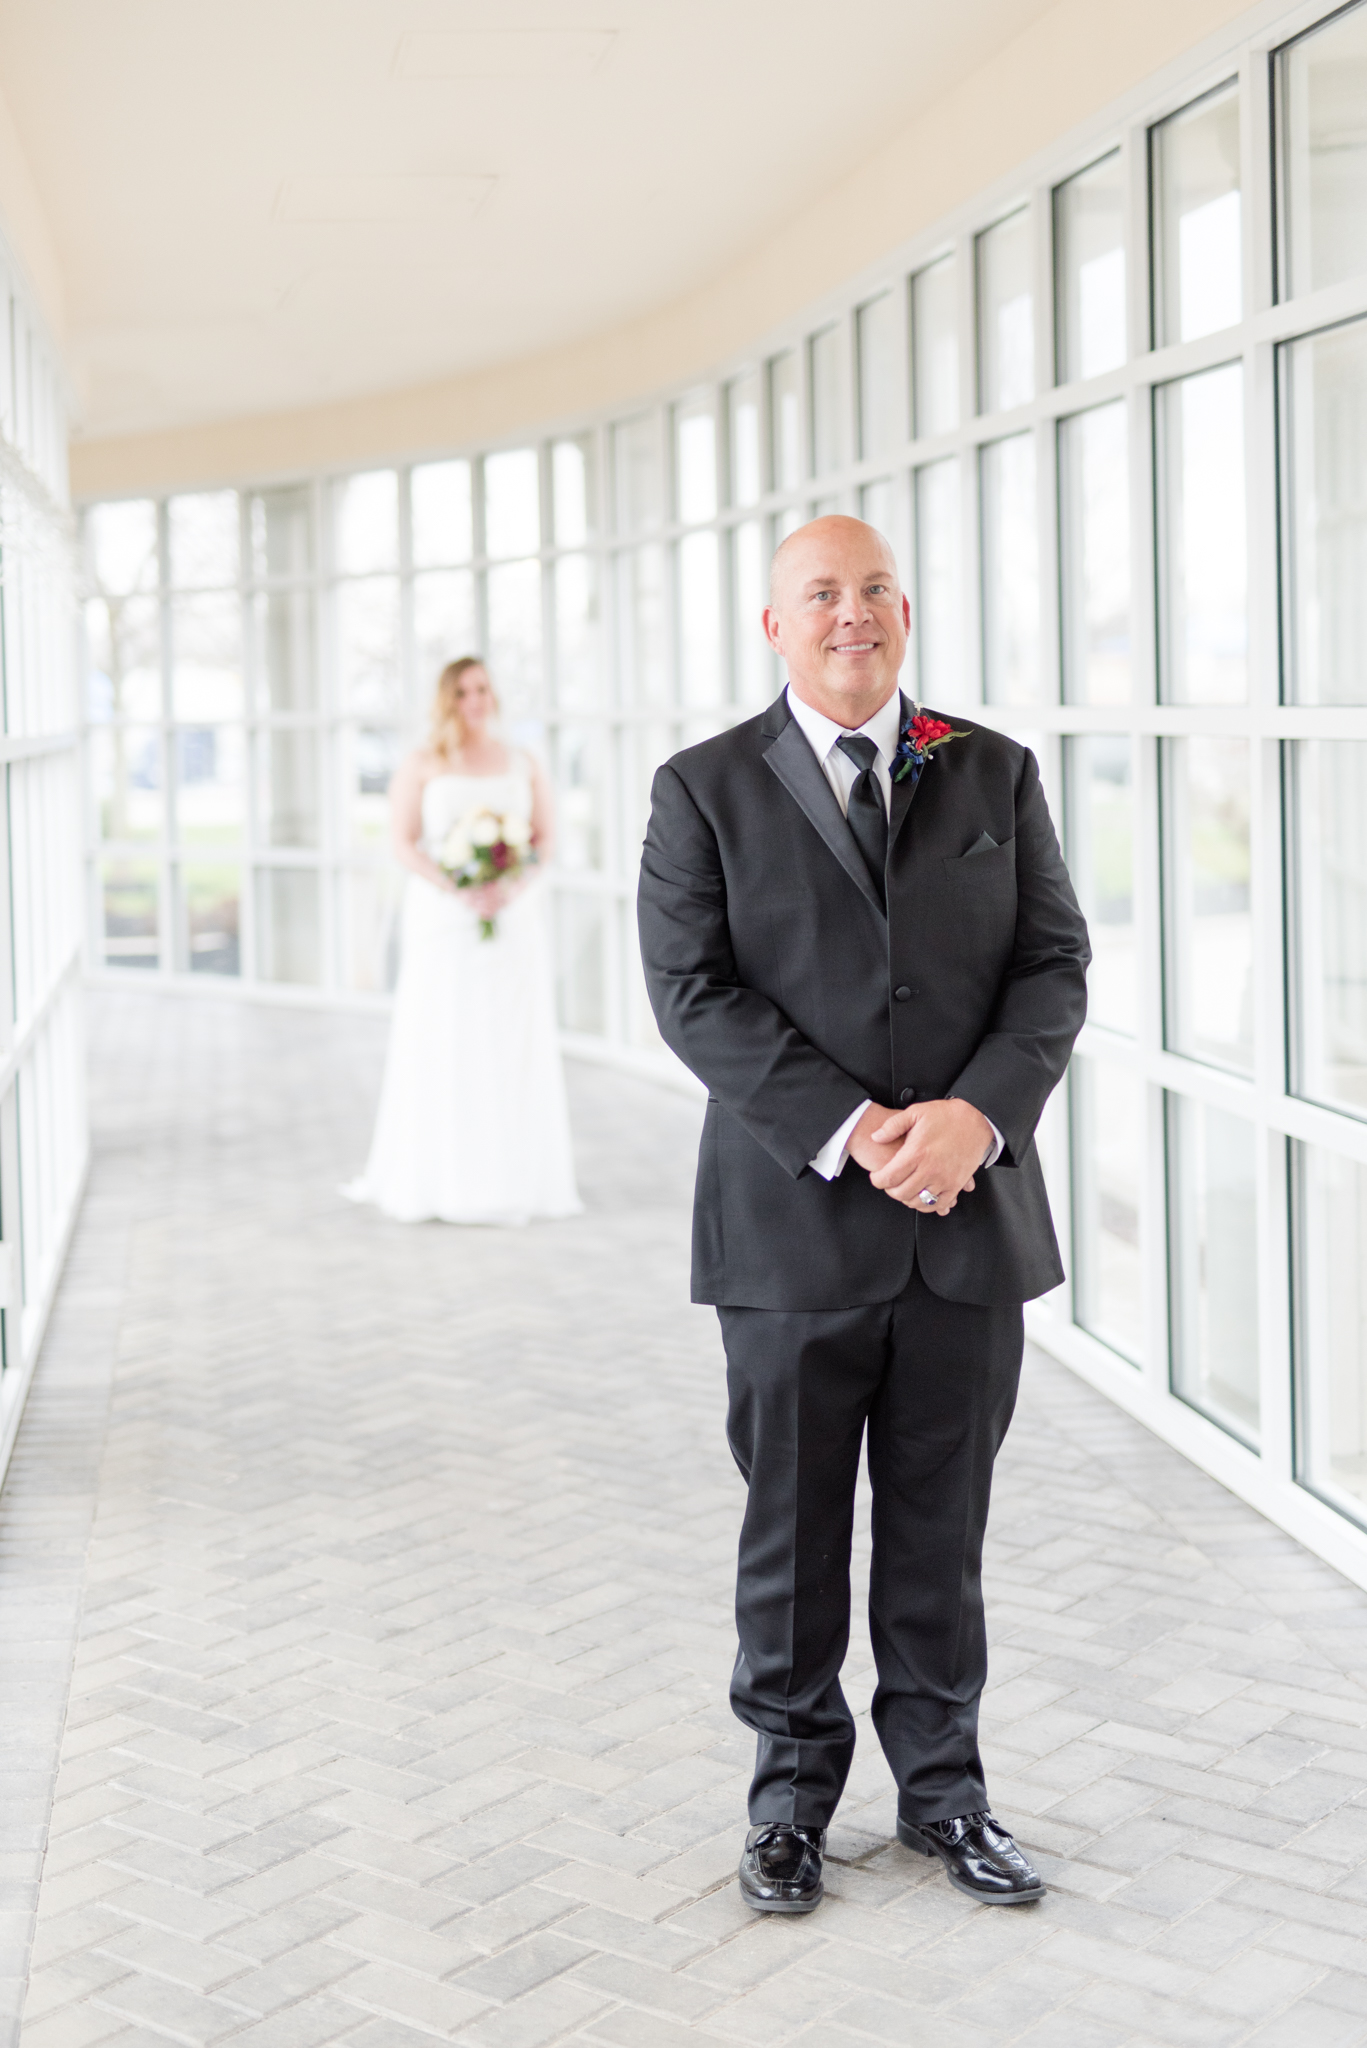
left=638, top=518, right=1089, bottom=1912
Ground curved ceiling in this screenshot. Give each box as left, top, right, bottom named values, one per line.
left=0, top=0, right=1061, bottom=439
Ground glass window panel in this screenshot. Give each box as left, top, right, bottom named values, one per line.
left=84, top=594, right=160, bottom=721
left=857, top=292, right=900, bottom=459
left=1157, top=362, right=1246, bottom=704
left=411, top=459, right=473, bottom=566
left=860, top=477, right=893, bottom=535
left=809, top=325, right=842, bottom=476
left=101, top=855, right=159, bottom=970
left=255, top=868, right=321, bottom=986
left=414, top=570, right=478, bottom=703
left=769, top=349, right=801, bottom=491
left=176, top=862, right=240, bottom=976
left=774, top=503, right=805, bottom=546
left=727, top=371, right=761, bottom=507
left=335, top=471, right=398, bottom=574
left=1054, top=151, right=1126, bottom=382
left=620, top=545, right=669, bottom=707
left=259, top=729, right=320, bottom=848
left=345, top=865, right=403, bottom=994
left=1167, top=1093, right=1259, bottom=1447
left=1291, top=739, right=1367, bottom=1118
left=552, top=437, right=595, bottom=547
left=732, top=520, right=769, bottom=706
left=915, top=458, right=963, bottom=705
left=338, top=577, right=402, bottom=717
left=912, top=255, right=958, bottom=437
left=174, top=727, right=245, bottom=848
left=1279, top=5, right=1367, bottom=301
left=555, top=724, right=607, bottom=871
left=1295, top=1141, right=1367, bottom=1526
left=1281, top=316, right=1367, bottom=704
left=980, top=432, right=1041, bottom=703
left=250, top=589, right=315, bottom=713
left=1059, top=402, right=1131, bottom=704
left=1162, top=736, right=1253, bottom=1074
left=1153, top=83, right=1242, bottom=344
left=248, top=485, right=313, bottom=581
left=167, top=491, right=239, bottom=589
left=678, top=531, right=722, bottom=708
left=674, top=393, right=717, bottom=524
left=343, top=726, right=401, bottom=850
left=554, top=554, right=602, bottom=710
left=484, top=448, right=540, bottom=558
left=87, top=499, right=158, bottom=595
left=977, top=209, right=1034, bottom=413
left=169, top=594, right=243, bottom=721
left=91, top=725, right=161, bottom=843
left=613, top=414, right=661, bottom=532
left=1070, top=1054, right=1143, bottom=1360
left=1065, top=735, right=1135, bottom=1034
left=485, top=558, right=543, bottom=721
left=557, top=892, right=607, bottom=1035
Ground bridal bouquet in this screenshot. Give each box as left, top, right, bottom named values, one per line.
left=438, top=808, right=535, bottom=940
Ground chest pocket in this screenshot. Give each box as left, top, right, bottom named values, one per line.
left=937, top=835, right=1017, bottom=943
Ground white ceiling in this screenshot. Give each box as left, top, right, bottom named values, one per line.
left=0, top=0, right=1059, bottom=439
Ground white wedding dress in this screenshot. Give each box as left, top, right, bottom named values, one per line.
left=345, top=762, right=582, bottom=1225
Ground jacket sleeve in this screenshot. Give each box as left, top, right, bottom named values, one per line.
left=948, top=747, right=1091, bottom=1167
left=637, top=762, right=869, bottom=1178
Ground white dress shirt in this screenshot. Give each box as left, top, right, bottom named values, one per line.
left=782, top=684, right=1004, bottom=1182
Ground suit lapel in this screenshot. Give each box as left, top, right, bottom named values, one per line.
left=887, top=690, right=921, bottom=854
left=761, top=701, right=885, bottom=919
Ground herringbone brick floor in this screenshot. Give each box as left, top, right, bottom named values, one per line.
left=4, top=989, right=1367, bottom=2048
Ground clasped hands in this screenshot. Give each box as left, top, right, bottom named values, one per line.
left=846, top=1097, right=992, bottom=1217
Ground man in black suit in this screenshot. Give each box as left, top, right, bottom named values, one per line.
left=637, top=517, right=1089, bottom=1913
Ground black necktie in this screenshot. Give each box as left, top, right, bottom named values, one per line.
left=835, top=734, right=887, bottom=906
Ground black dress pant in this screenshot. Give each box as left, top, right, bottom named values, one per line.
left=718, top=1260, right=1023, bottom=1829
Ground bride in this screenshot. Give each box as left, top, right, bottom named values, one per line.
left=345, top=656, right=582, bottom=1225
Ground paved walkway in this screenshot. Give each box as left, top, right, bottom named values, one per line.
left=5, top=990, right=1367, bottom=2048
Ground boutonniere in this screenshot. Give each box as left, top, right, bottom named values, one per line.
left=891, top=707, right=970, bottom=785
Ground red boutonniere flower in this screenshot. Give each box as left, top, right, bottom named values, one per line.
left=891, top=706, right=971, bottom=784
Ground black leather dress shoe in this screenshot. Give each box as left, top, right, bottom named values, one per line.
left=897, top=1810, right=1044, bottom=1903
left=738, top=1822, right=826, bottom=1913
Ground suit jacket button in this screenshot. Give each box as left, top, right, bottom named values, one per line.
left=899, top=1087, right=916, bottom=1106
left=894, top=985, right=911, bottom=1001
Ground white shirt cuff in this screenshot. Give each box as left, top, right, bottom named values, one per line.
left=982, top=1118, right=1004, bottom=1168
left=809, top=1100, right=871, bottom=1180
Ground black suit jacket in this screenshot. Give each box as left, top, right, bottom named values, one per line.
left=637, top=691, right=1090, bottom=1311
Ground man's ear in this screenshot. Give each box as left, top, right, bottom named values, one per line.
left=762, top=606, right=783, bottom=653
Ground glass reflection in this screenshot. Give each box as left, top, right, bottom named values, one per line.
left=170, top=594, right=243, bottom=721
left=727, top=372, right=761, bottom=507
left=674, top=395, right=717, bottom=524
left=809, top=325, right=842, bottom=475
left=91, top=726, right=161, bottom=842
left=915, top=459, right=962, bottom=704
left=248, top=486, right=313, bottom=581
left=259, top=730, right=320, bottom=848
left=555, top=725, right=606, bottom=870
left=1157, top=362, right=1246, bottom=704
left=1066, top=735, right=1135, bottom=1035
left=250, top=590, right=314, bottom=713
left=620, top=546, right=668, bottom=706
left=484, top=448, right=540, bottom=558
left=552, top=438, right=594, bottom=547
left=733, top=521, right=769, bottom=705
left=1070, top=1055, right=1143, bottom=1360
left=1295, top=1141, right=1367, bottom=1526
left=412, top=460, right=473, bottom=566
left=1163, top=736, right=1252, bottom=1074
left=167, top=491, right=239, bottom=588
left=977, top=209, right=1033, bottom=413
left=678, top=532, right=722, bottom=707
left=1153, top=83, right=1242, bottom=344
left=177, top=862, right=240, bottom=976
left=912, top=255, right=958, bottom=437
left=857, top=292, right=900, bottom=459
left=256, top=869, right=320, bottom=985
left=343, top=726, right=401, bottom=849
left=84, top=594, right=160, bottom=722
left=555, top=555, right=602, bottom=710
left=486, top=558, right=543, bottom=720
left=1292, top=740, right=1367, bottom=1119
left=769, top=350, right=801, bottom=490
left=1279, top=5, right=1367, bottom=300
left=980, top=432, right=1040, bottom=703
left=101, top=856, right=159, bottom=970
left=613, top=415, right=662, bottom=532
left=1281, top=316, right=1367, bottom=704
left=1059, top=402, right=1130, bottom=704
left=174, top=727, right=245, bottom=847
left=1054, top=152, right=1126, bottom=382
left=1167, top=1093, right=1259, bottom=1446
left=338, top=578, right=402, bottom=717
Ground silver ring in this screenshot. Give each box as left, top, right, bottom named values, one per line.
left=919, top=1188, right=936, bottom=1206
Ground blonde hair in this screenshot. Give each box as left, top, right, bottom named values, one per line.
left=430, top=657, right=498, bottom=757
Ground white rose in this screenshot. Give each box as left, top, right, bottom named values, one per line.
left=468, top=812, right=499, bottom=849
left=441, top=826, right=472, bottom=867
left=503, top=815, right=532, bottom=850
